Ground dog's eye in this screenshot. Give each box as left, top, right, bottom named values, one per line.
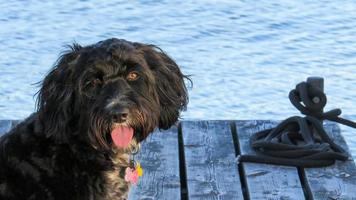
left=126, top=72, right=139, bottom=81
left=90, top=78, right=102, bottom=86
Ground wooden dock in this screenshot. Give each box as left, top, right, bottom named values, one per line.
left=1, top=120, right=355, bottom=200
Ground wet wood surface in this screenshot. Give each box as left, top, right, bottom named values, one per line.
left=128, top=126, right=181, bottom=200
left=181, top=121, right=244, bottom=200
left=235, top=120, right=305, bottom=200
left=303, top=123, right=356, bottom=200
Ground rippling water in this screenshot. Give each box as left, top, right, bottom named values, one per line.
left=0, top=0, right=355, bottom=159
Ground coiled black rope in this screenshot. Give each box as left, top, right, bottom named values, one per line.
left=239, top=81, right=356, bottom=168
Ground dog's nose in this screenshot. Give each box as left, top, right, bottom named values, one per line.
left=110, top=107, right=129, bottom=123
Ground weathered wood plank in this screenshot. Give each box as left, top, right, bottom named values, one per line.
left=0, top=120, right=12, bottom=136
left=128, top=126, right=181, bottom=200
left=181, top=120, right=244, bottom=200
left=235, top=120, right=305, bottom=200
left=303, top=123, right=356, bottom=200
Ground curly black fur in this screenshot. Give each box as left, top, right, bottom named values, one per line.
left=0, top=38, right=189, bottom=200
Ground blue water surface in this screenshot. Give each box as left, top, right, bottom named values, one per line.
left=0, top=0, right=355, bottom=159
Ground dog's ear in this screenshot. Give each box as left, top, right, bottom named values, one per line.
left=37, top=44, right=82, bottom=141
left=136, top=44, right=190, bottom=129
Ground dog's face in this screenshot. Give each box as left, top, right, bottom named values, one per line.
left=37, top=38, right=189, bottom=150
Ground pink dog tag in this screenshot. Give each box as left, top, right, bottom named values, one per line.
left=124, top=167, right=139, bottom=185
left=111, top=126, right=134, bottom=148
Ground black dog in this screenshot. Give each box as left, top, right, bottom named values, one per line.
left=0, top=38, right=189, bottom=200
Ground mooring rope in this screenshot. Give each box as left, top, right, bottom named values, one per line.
left=239, top=81, right=356, bottom=168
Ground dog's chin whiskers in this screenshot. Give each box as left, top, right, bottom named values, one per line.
left=111, top=137, right=140, bottom=155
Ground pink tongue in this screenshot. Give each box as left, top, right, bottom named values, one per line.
left=111, top=126, right=134, bottom=148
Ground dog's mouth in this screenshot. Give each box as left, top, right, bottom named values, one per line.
left=110, top=123, right=134, bottom=148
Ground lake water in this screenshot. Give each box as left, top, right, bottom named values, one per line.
left=0, top=0, right=355, bottom=159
